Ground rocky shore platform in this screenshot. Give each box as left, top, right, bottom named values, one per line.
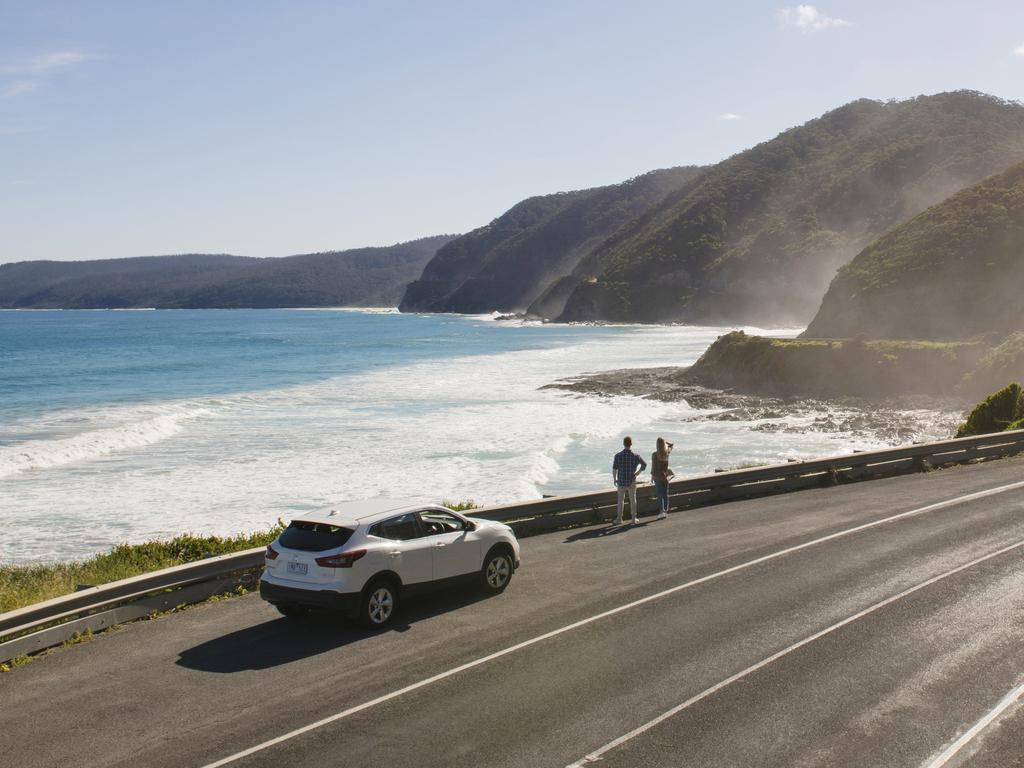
left=544, top=366, right=964, bottom=445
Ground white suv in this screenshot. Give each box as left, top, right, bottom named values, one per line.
left=259, top=500, right=521, bottom=627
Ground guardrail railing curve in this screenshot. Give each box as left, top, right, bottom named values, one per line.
left=3, top=429, right=1023, bottom=665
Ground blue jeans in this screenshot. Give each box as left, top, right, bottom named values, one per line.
left=654, top=480, right=669, bottom=513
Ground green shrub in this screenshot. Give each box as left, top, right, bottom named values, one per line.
left=442, top=500, right=481, bottom=512
left=955, top=382, right=1024, bottom=437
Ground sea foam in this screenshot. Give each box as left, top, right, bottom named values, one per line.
left=0, top=316, right=960, bottom=563
left=0, top=405, right=210, bottom=478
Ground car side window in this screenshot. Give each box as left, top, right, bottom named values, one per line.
left=420, top=510, right=466, bottom=536
left=370, top=513, right=422, bottom=541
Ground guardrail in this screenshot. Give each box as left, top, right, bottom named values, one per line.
left=472, top=429, right=1024, bottom=533
left=4, top=429, right=1024, bottom=665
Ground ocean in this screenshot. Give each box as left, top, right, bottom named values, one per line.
left=0, top=309, right=960, bottom=563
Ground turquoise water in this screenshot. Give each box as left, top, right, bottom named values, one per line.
left=0, top=310, right=956, bottom=563
left=1, top=309, right=607, bottom=424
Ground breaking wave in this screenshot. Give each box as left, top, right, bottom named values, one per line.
left=0, top=405, right=210, bottom=478
left=0, top=312, right=962, bottom=563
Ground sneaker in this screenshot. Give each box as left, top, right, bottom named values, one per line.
left=631, top=517, right=639, bottom=525
left=613, top=518, right=622, bottom=526
left=657, top=511, right=668, bottom=520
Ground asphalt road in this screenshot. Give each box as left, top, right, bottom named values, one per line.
left=5, top=457, right=1024, bottom=768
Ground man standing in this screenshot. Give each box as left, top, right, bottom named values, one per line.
left=612, top=436, right=647, bottom=525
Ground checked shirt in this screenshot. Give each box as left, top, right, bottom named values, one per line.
left=612, top=448, right=647, bottom=487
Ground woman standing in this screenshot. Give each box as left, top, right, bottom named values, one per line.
left=650, top=437, right=674, bottom=520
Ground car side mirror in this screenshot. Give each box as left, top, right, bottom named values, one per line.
left=463, top=520, right=476, bottom=532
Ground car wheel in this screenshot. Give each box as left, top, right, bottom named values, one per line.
left=481, top=548, right=514, bottom=593
left=276, top=603, right=308, bottom=619
left=360, top=579, right=399, bottom=628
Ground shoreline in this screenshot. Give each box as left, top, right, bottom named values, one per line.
left=4, top=317, right=962, bottom=565
left=544, top=365, right=967, bottom=446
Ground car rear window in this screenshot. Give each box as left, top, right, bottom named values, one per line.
left=279, top=521, right=355, bottom=552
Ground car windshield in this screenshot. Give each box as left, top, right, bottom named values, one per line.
left=278, top=521, right=355, bottom=552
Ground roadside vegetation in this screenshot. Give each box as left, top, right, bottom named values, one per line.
left=0, top=526, right=284, bottom=614
left=1, top=501, right=483, bottom=615
left=956, top=382, right=1024, bottom=437
left=442, top=500, right=480, bottom=512
left=1, top=501, right=486, bottom=673
left=1, top=501, right=487, bottom=671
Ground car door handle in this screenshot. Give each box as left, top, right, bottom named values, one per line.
left=434, top=542, right=446, bottom=547
left=389, top=550, right=401, bottom=556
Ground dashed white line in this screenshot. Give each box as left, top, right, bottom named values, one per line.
left=566, top=539, right=1024, bottom=767
left=923, top=681, right=1024, bottom=768
left=199, top=479, right=1024, bottom=768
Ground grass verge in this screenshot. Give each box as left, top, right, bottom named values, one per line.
left=1, top=501, right=484, bottom=672
left=0, top=525, right=284, bottom=615
left=1, top=502, right=481, bottom=615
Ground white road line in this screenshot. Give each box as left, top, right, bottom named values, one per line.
left=200, top=479, right=1024, bottom=768
left=566, top=539, right=1024, bottom=768
left=923, top=681, right=1024, bottom=768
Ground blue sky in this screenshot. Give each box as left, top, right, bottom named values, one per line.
left=2, top=0, right=1024, bottom=263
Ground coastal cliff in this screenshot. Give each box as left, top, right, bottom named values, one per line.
left=804, top=160, right=1024, bottom=340
left=556, top=92, right=1024, bottom=325
left=399, top=166, right=703, bottom=316
left=399, top=92, right=1024, bottom=326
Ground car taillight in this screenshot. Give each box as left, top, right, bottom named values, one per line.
left=266, top=544, right=279, bottom=560
left=315, top=549, right=367, bottom=568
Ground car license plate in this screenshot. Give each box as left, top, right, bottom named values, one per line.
left=287, top=562, right=308, bottom=576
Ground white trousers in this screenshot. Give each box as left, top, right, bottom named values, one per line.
left=616, top=483, right=638, bottom=522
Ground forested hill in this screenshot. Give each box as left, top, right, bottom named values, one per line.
left=803, top=160, right=1024, bottom=340
left=556, top=91, right=1024, bottom=325
left=0, top=235, right=456, bottom=309
left=399, top=166, right=704, bottom=315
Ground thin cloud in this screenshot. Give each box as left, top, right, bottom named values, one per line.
left=1, top=81, right=38, bottom=99
left=1015, top=44, right=1024, bottom=57
left=0, top=50, right=100, bottom=101
left=780, top=5, right=851, bottom=31
left=0, top=50, right=98, bottom=76
left=720, top=113, right=743, bottom=121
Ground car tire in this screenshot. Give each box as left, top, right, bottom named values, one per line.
left=481, top=548, right=514, bottom=593
left=276, top=603, right=308, bottom=619
left=360, top=579, right=399, bottom=629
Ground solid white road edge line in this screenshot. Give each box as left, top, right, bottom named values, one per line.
left=922, top=681, right=1024, bottom=768
left=566, top=538, right=1024, bottom=767
left=199, top=479, right=1024, bottom=768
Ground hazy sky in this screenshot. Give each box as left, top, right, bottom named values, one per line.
left=3, top=1, right=1024, bottom=263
